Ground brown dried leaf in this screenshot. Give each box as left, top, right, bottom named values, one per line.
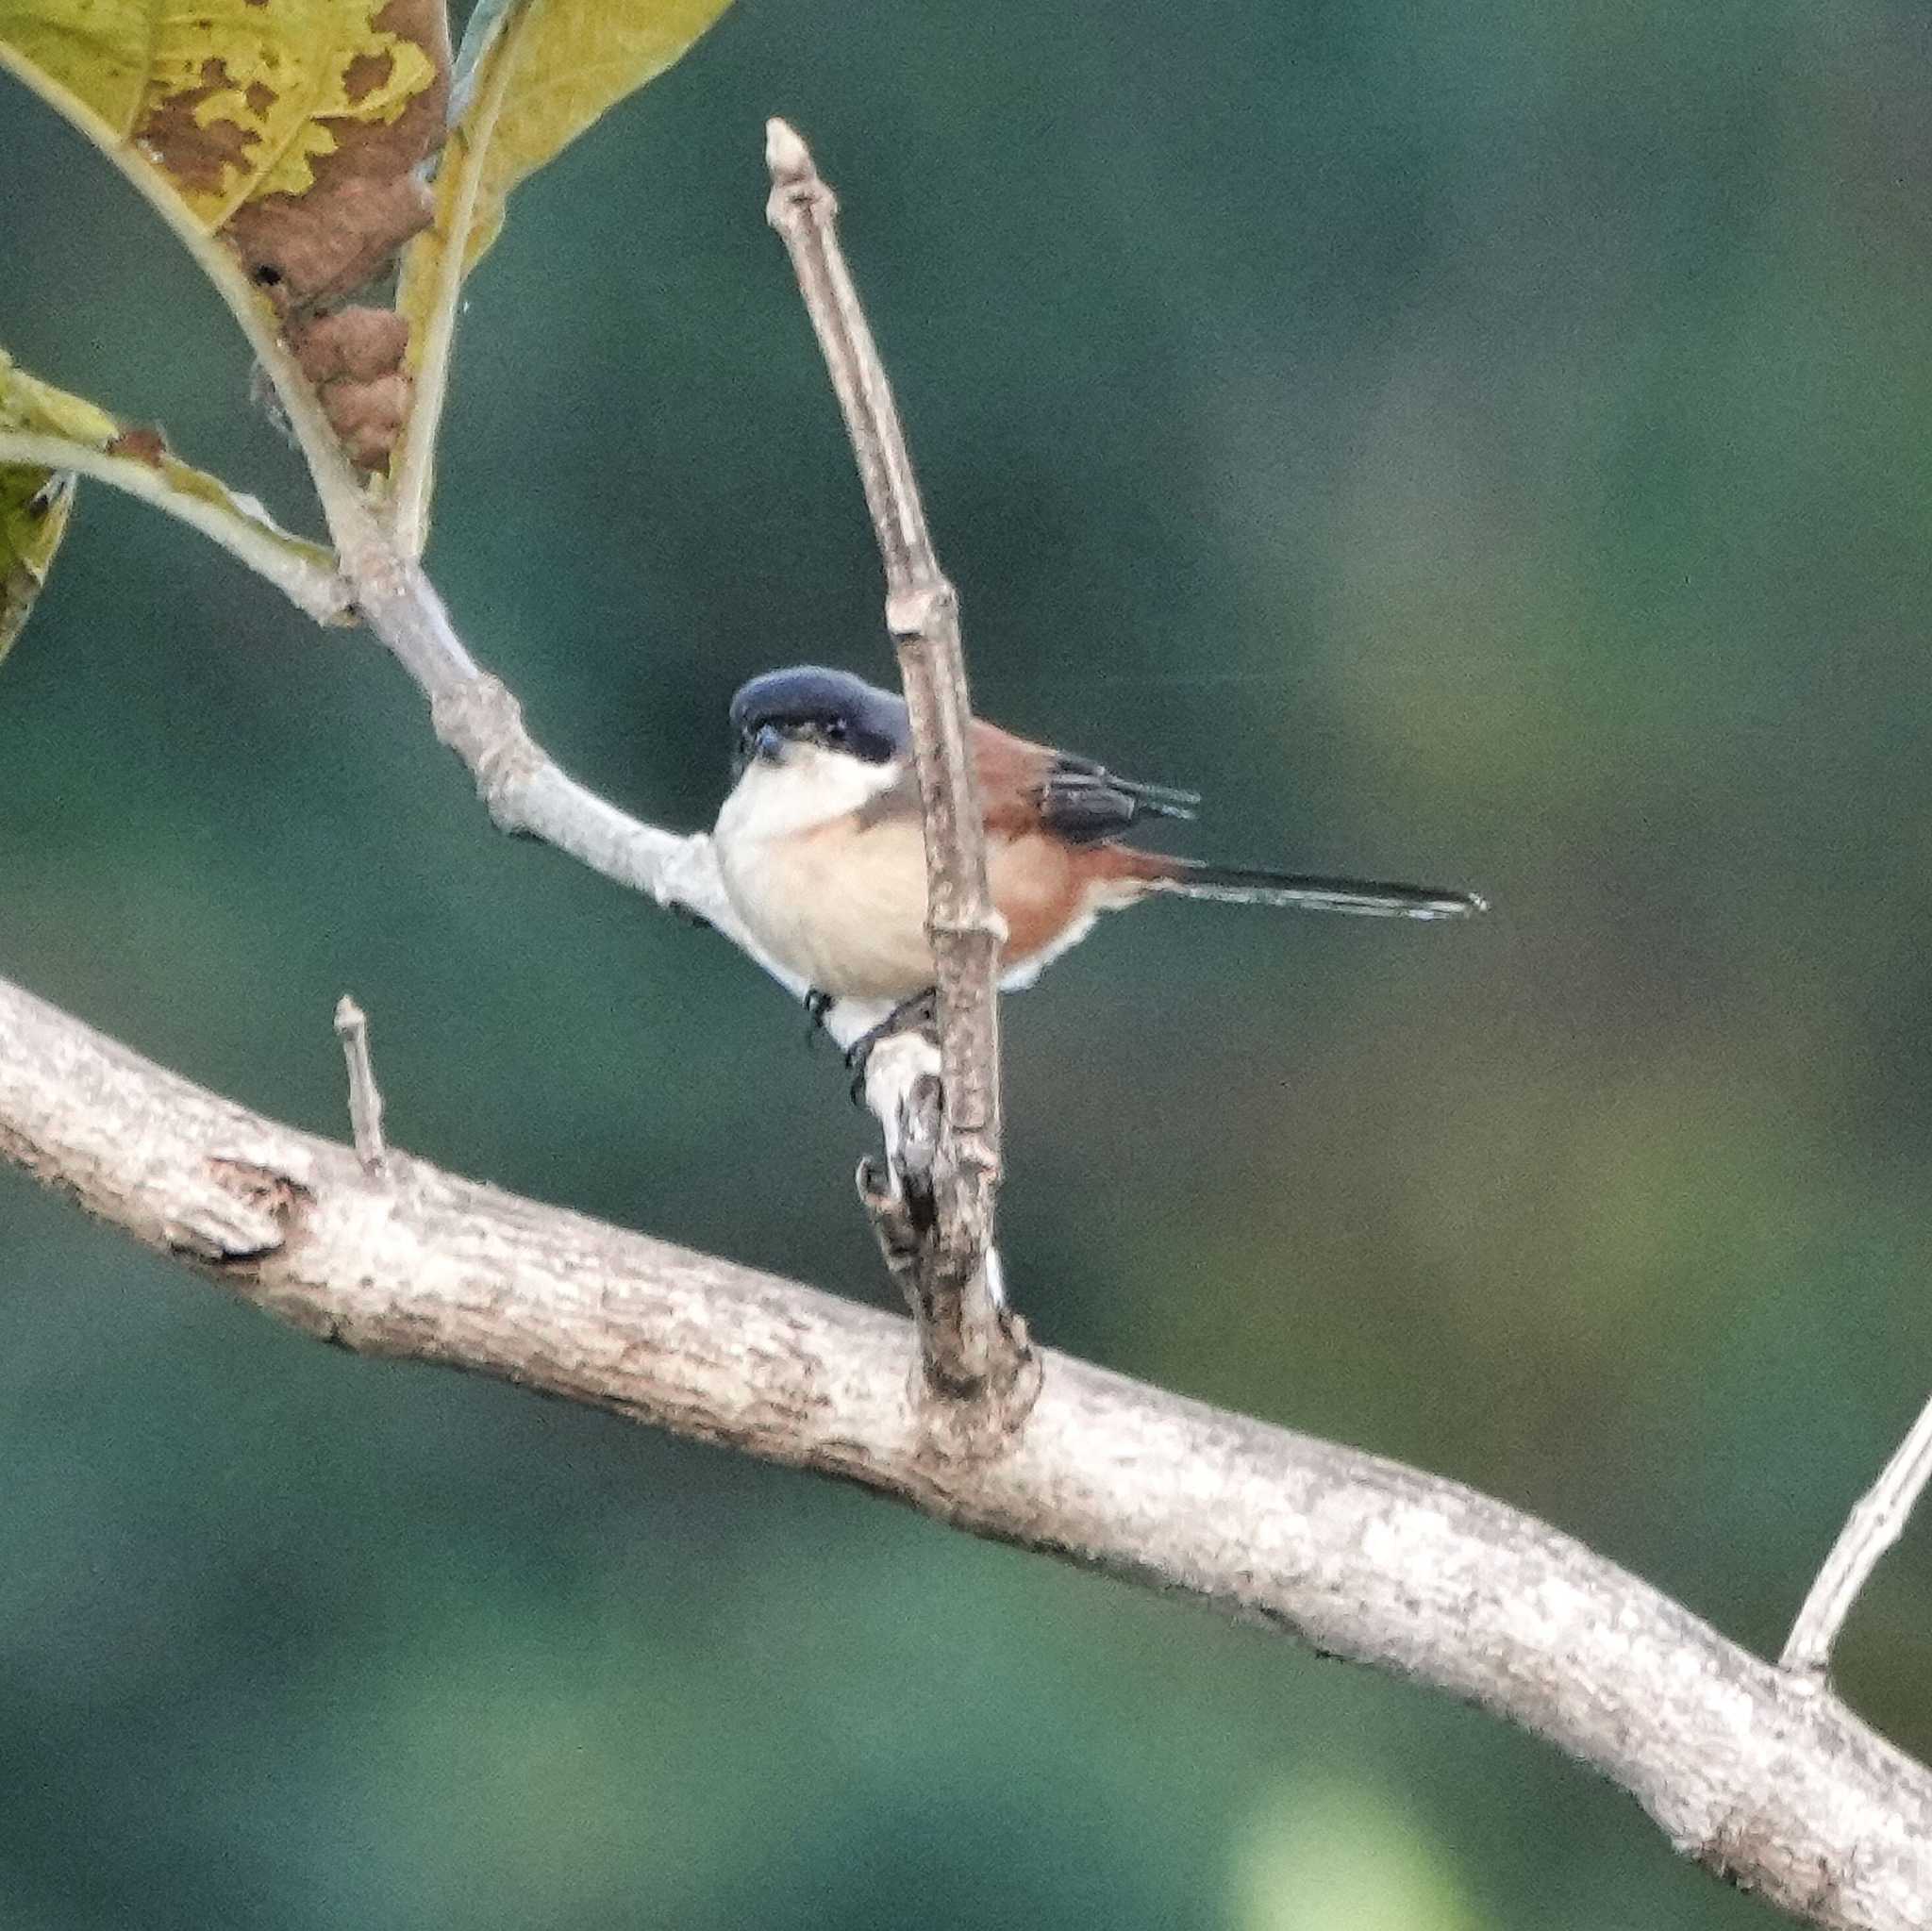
left=289, top=306, right=413, bottom=469
left=291, top=306, right=411, bottom=384
left=217, top=0, right=452, bottom=308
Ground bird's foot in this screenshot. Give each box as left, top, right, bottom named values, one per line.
left=844, top=989, right=939, bottom=1105
left=803, top=989, right=834, bottom=1047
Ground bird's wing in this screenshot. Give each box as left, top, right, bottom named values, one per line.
left=854, top=721, right=1201, bottom=844
left=1036, top=753, right=1199, bottom=843
left=971, top=721, right=1198, bottom=844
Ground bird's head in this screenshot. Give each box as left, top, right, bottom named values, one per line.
left=727, top=665, right=908, bottom=776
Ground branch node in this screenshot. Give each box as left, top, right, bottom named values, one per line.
left=333, top=994, right=389, bottom=1175
left=886, top=582, right=956, bottom=641
left=166, top=1157, right=314, bottom=1265
left=928, top=915, right=1007, bottom=946
left=163, top=1197, right=286, bottom=1265
left=908, top=1301, right=1041, bottom=1451
left=429, top=674, right=541, bottom=829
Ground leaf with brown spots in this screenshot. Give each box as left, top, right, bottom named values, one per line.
left=0, top=0, right=450, bottom=307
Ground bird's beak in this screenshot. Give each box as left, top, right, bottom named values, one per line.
left=732, top=723, right=788, bottom=778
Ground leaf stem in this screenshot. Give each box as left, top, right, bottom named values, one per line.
left=0, top=431, right=351, bottom=623
left=386, top=28, right=520, bottom=559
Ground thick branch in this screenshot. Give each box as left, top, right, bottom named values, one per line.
left=764, top=120, right=1017, bottom=1399
left=2, top=970, right=1929, bottom=1931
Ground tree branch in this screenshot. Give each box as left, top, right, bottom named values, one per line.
left=0, top=967, right=1928, bottom=1931
left=317, top=485, right=767, bottom=952
left=1783, top=1388, right=1932, bottom=1683
left=764, top=119, right=1021, bottom=1403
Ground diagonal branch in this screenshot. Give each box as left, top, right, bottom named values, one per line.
left=763, top=119, right=1021, bottom=1403
left=2, top=966, right=1930, bottom=1931
left=1782, top=1388, right=1932, bottom=1682
left=318, top=485, right=777, bottom=966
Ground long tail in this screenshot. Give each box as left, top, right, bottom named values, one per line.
left=1138, top=855, right=1485, bottom=921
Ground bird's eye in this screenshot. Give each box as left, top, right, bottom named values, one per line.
left=823, top=717, right=848, bottom=743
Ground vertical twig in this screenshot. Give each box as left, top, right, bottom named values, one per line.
left=333, top=994, right=389, bottom=1175
left=1781, top=1389, right=1932, bottom=1682
left=764, top=120, right=1025, bottom=1405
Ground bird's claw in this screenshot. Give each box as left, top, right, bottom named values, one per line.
left=843, top=989, right=939, bottom=1106
left=803, top=989, right=833, bottom=1047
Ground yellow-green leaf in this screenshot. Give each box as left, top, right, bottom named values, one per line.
left=385, top=0, right=731, bottom=554
left=2, top=0, right=428, bottom=214
left=0, top=348, right=100, bottom=661
left=0, top=0, right=449, bottom=305
left=0, top=346, right=351, bottom=627
left=0, top=0, right=150, bottom=133
left=443, top=0, right=732, bottom=267
left=0, top=462, right=73, bottom=667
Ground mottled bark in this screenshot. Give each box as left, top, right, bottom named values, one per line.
left=3, top=970, right=1928, bottom=1931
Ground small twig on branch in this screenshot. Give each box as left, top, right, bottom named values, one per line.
left=1782, top=1388, right=1932, bottom=1683
left=764, top=118, right=1024, bottom=1405
left=332, top=994, right=388, bottom=1174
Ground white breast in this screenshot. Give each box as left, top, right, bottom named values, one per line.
left=715, top=749, right=940, bottom=1000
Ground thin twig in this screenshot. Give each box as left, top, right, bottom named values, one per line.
left=332, top=994, right=388, bottom=1174
left=1782, top=1389, right=1932, bottom=1682
left=764, top=119, right=1023, bottom=1404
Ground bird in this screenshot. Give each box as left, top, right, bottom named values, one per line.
left=712, top=666, right=1483, bottom=1043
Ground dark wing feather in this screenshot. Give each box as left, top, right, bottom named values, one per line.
left=1038, top=754, right=1200, bottom=845
left=971, top=721, right=1200, bottom=841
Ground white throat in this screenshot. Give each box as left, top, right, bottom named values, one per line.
left=714, top=743, right=903, bottom=846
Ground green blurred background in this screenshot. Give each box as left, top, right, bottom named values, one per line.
left=5, top=0, right=1931, bottom=1923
